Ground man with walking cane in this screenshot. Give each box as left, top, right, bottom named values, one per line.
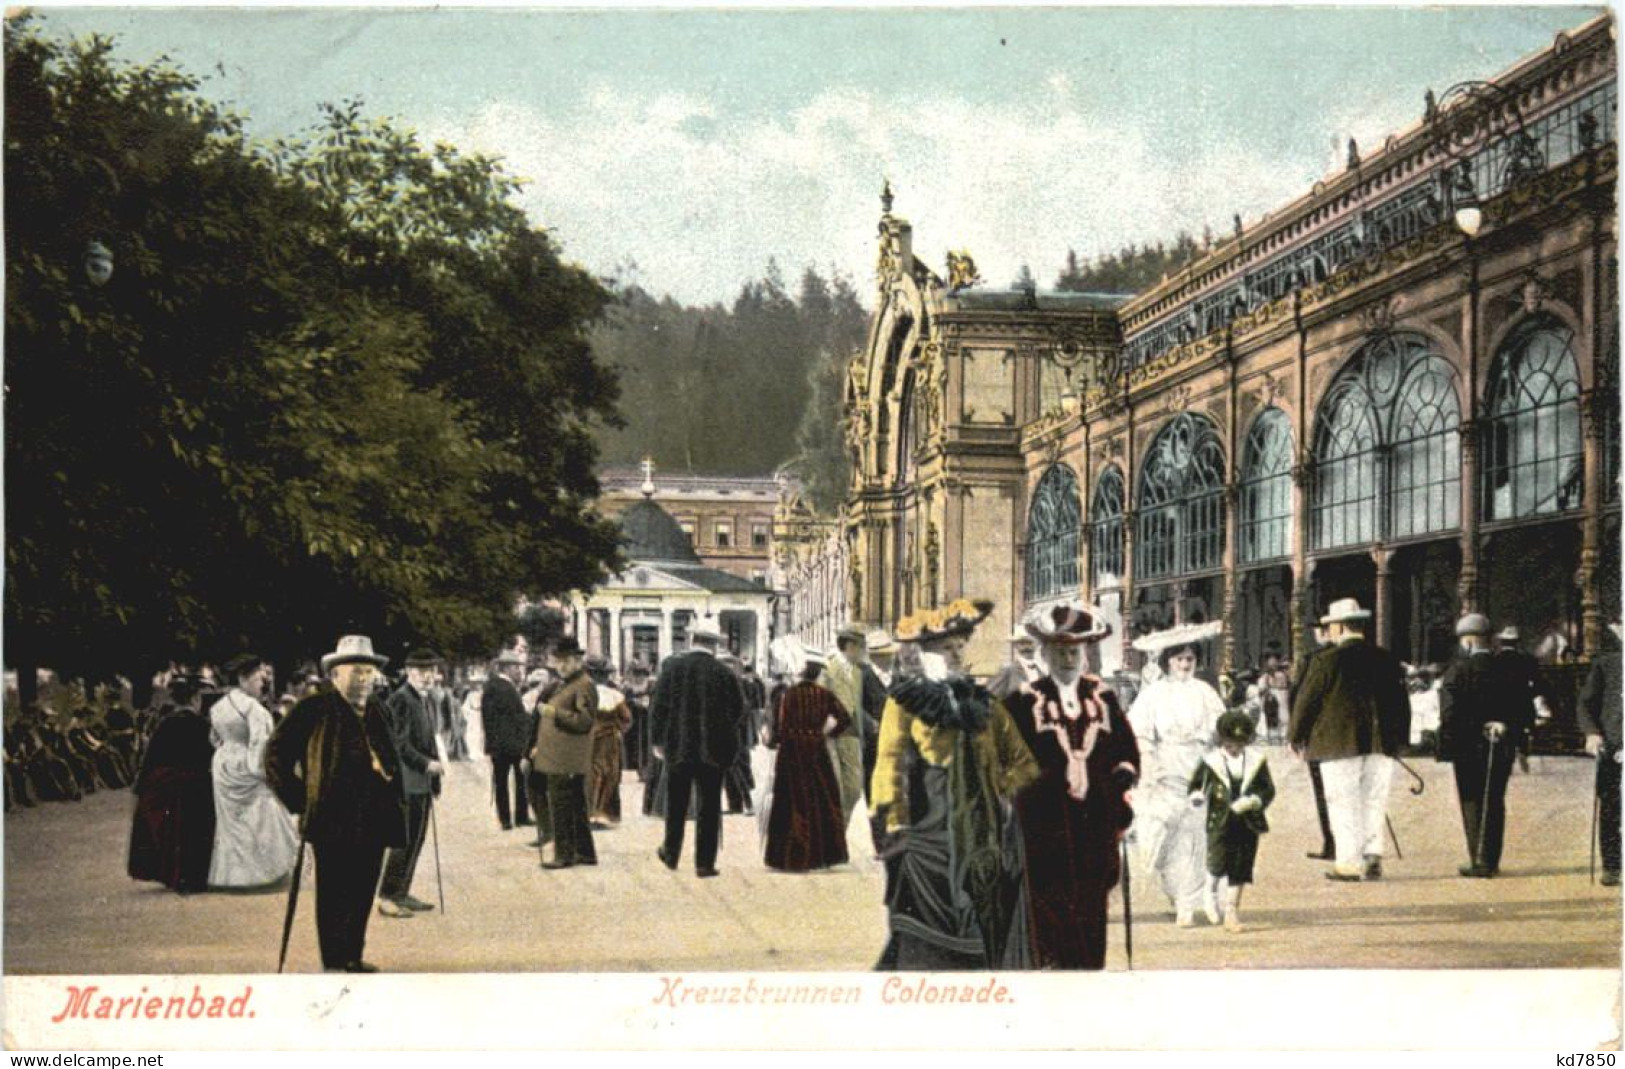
left=1438, top=613, right=1535, bottom=879
left=378, top=650, right=446, bottom=917
left=1579, top=623, right=1622, bottom=887
left=267, top=635, right=406, bottom=973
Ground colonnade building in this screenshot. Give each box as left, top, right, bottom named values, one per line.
left=821, top=18, right=1618, bottom=678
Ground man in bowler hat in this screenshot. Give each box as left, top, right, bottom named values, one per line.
left=265, top=635, right=406, bottom=973
left=377, top=649, right=445, bottom=916
left=1439, top=613, right=1536, bottom=878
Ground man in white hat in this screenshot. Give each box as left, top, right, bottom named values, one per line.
left=1439, top=613, right=1537, bottom=877
left=818, top=624, right=870, bottom=827
left=265, top=635, right=406, bottom=972
left=988, top=626, right=1042, bottom=702
left=1288, top=599, right=1410, bottom=882
left=481, top=649, right=533, bottom=831
left=650, top=616, right=746, bottom=877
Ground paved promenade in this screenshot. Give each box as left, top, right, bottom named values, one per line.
left=4, top=746, right=1618, bottom=975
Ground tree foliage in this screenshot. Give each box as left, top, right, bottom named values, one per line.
left=594, top=262, right=868, bottom=506
left=5, top=22, right=624, bottom=685
left=1054, top=232, right=1205, bottom=295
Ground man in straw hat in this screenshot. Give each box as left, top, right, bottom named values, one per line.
left=1288, top=598, right=1409, bottom=882
left=480, top=649, right=532, bottom=831
left=1005, top=601, right=1138, bottom=968
left=377, top=650, right=446, bottom=916
left=988, top=626, right=1043, bottom=702
left=1439, top=613, right=1536, bottom=878
left=265, top=635, right=406, bottom=972
left=819, top=624, right=870, bottom=828
left=650, top=615, right=745, bottom=878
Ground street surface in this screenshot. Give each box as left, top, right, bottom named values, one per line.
left=4, top=745, right=1619, bottom=974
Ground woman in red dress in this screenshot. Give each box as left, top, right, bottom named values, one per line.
left=763, top=652, right=851, bottom=873
left=1005, top=602, right=1140, bottom=969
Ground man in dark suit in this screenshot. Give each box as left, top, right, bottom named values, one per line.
left=1439, top=614, right=1537, bottom=878
left=1289, top=598, right=1410, bottom=882
left=1579, top=624, right=1622, bottom=887
left=1290, top=625, right=1336, bottom=860
left=650, top=617, right=745, bottom=878
left=480, top=650, right=531, bottom=831
left=265, top=635, right=406, bottom=973
left=378, top=650, right=445, bottom=916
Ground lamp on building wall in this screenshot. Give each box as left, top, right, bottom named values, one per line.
left=1050, top=330, right=1096, bottom=417
left=1450, top=162, right=1483, bottom=239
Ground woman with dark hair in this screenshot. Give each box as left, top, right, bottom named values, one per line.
left=1127, top=624, right=1226, bottom=928
left=762, top=648, right=850, bottom=873
left=207, top=654, right=299, bottom=889
left=128, top=676, right=216, bottom=893
left=871, top=599, right=1039, bottom=970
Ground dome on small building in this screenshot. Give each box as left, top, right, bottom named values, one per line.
left=619, top=498, right=701, bottom=565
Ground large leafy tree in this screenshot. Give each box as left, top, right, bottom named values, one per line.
left=5, top=23, right=623, bottom=696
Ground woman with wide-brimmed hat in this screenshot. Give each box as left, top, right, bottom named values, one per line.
left=1005, top=602, right=1140, bottom=969
left=871, top=599, right=1039, bottom=969
left=1126, top=621, right=1226, bottom=927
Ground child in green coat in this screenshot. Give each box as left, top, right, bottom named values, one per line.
left=1188, top=709, right=1275, bottom=932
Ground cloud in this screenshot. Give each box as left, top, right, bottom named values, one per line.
left=433, top=85, right=1328, bottom=306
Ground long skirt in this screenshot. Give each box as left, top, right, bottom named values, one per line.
left=763, top=740, right=847, bottom=872
left=588, top=726, right=624, bottom=824
left=876, top=766, right=1028, bottom=970
left=1134, top=765, right=1210, bottom=915
left=128, top=770, right=215, bottom=892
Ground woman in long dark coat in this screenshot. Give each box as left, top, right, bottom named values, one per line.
left=763, top=657, right=850, bottom=872
left=1005, top=602, right=1140, bottom=970
left=127, top=677, right=216, bottom=893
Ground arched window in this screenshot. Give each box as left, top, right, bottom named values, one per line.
left=1312, top=333, right=1461, bottom=550
left=1025, top=464, right=1081, bottom=602
left=1091, top=465, right=1126, bottom=589
left=1389, top=355, right=1461, bottom=537
left=1483, top=316, right=1583, bottom=520
left=897, top=372, right=918, bottom=484
left=1240, top=407, right=1294, bottom=564
left=1136, top=413, right=1227, bottom=581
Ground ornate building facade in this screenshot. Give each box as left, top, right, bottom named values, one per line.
left=833, top=18, right=1618, bottom=677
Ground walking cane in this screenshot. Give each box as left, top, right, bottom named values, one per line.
left=1590, top=780, right=1600, bottom=885
left=1386, top=815, right=1403, bottom=860
left=1121, top=838, right=1134, bottom=971
left=277, top=835, right=308, bottom=974
left=1475, top=730, right=1498, bottom=870
left=429, top=793, right=445, bottom=913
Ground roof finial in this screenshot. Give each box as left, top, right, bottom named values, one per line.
left=881, top=178, right=894, bottom=215
left=640, top=456, right=656, bottom=499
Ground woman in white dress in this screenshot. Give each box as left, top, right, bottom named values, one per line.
left=208, top=654, right=299, bottom=888
left=1128, top=633, right=1226, bottom=927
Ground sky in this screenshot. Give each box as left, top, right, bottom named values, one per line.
left=31, top=5, right=1606, bottom=307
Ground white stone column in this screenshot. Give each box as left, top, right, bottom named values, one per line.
left=658, top=608, right=674, bottom=664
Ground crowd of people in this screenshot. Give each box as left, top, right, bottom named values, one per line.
left=15, top=584, right=1614, bottom=975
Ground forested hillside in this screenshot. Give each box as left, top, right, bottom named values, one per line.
left=593, top=263, right=867, bottom=512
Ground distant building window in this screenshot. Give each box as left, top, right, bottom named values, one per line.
left=678, top=520, right=695, bottom=539
left=752, top=524, right=769, bottom=549
left=715, top=521, right=733, bottom=548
